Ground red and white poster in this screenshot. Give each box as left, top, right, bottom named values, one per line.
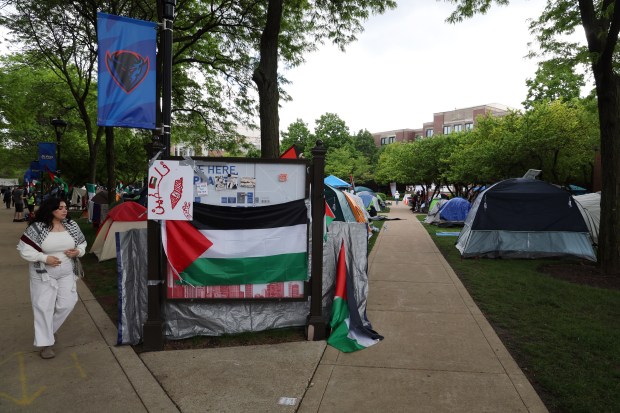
left=148, top=160, right=194, bottom=220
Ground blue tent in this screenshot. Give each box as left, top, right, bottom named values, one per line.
left=353, top=186, right=374, bottom=193
left=438, top=197, right=471, bottom=223
left=324, top=175, right=351, bottom=188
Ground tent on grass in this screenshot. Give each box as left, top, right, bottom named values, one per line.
left=423, top=199, right=449, bottom=224
left=88, top=190, right=109, bottom=226
left=574, top=192, right=600, bottom=244
left=324, top=184, right=356, bottom=222
left=356, top=191, right=382, bottom=212
left=324, top=175, right=351, bottom=189
left=69, top=187, right=87, bottom=209
left=424, top=197, right=470, bottom=226
left=353, top=186, right=374, bottom=194
left=456, top=178, right=596, bottom=261
left=90, top=201, right=147, bottom=261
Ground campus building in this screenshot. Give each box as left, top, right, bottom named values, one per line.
left=372, top=103, right=515, bottom=147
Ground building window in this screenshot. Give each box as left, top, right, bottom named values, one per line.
left=465, top=122, right=473, bottom=130
left=454, top=124, right=463, bottom=133
left=380, top=137, right=387, bottom=145
left=388, top=136, right=395, bottom=144
left=425, top=129, right=434, bottom=137
left=443, top=125, right=452, bottom=134
left=381, top=136, right=395, bottom=145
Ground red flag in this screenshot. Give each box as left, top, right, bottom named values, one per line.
left=280, top=145, right=302, bottom=159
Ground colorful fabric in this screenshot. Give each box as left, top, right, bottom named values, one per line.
left=324, top=200, right=335, bottom=241
left=162, top=199, right=309, bottom=286
left=327, top=239, right=383, bottom=352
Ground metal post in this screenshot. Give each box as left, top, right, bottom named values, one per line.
left=161, top=0, right=175, bottom=154
left=307, top=140, right=327, bottom=340
left=50, top=118, right=67, bottom=177
left=143, top=0, right=176, bottom=352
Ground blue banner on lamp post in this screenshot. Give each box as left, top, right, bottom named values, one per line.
left=38, top=142, right=56, bottom=173
left=97, top=12, right=157, bottom=129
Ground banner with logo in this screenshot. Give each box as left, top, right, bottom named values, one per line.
left=97, top=12, right=157, bottom=129
left=38, top=142, right=56, bottom=173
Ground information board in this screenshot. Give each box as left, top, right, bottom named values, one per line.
left=165, top=158, right=309, bottom=300
left=190, top=160, right=306, bottom=206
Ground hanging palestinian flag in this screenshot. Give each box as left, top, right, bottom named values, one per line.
left=162, top=199, right=309, bottom=286
left=324, top=200, right=335, bottom=241
left=327, top=240, right=383, bottom=352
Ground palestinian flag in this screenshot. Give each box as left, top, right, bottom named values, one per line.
left=47, top=171, right=69, bottom=193
left=162, top=199, right=309, bottom=286
left=324, top=200, right=335, bottom=241
left=327, top=240, right=383, bottom=352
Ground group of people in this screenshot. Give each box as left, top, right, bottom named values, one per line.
left=15, top=196, right=87, bottom=359
left=3, top=186, right=37, bottom=222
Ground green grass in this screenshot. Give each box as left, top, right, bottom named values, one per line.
left=417, top=215, right=620, bottom=413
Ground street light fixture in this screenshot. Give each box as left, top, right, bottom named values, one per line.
left=50, top=118, right=67, bottom=176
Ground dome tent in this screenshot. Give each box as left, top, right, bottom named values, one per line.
left=456, top=178, right=596, bottom=261
left=90, top=201, right=147, bottom=261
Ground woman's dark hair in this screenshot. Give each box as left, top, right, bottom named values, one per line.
left=31, top=197, right=72, bottom=228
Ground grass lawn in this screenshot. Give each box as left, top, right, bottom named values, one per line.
left=416, top=215, right=620, bottom=413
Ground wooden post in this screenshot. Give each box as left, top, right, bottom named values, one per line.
left=306, top=141, right=327, bottom=340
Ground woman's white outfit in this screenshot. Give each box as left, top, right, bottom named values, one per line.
left=17, top=220, right=86, bottom=347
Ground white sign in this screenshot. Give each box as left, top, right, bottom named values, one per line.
left=148, top=160, right=194, bottom=220
left=193, top=161, right=306, bottom=206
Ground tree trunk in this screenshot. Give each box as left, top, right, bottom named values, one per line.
left=105, top=127, right=116, bottom=205
left=593, top=68, right=620, bottom=275
left=253, top=0, right=283, bottom=159
left=578, top=1, right=620, bottom=275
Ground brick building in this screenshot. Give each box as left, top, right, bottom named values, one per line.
left=372, top=103, right=514, bottom=147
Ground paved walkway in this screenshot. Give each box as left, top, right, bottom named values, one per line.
left=0, top=202, right=547, bottom=412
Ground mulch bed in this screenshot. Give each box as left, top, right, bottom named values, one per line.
left=537, top=262, right=620, bottom=291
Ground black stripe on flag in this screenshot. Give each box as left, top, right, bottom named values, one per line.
left=191, top=199, right=308, bottom=230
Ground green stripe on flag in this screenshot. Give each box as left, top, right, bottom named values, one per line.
left=327, top=297, right=366, bottom=352
left=179, top=252, right=308, bottom=286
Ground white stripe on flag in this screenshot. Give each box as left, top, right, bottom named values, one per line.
left=199, top=223, right=307, bottom=259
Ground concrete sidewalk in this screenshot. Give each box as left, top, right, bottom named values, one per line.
left=299, top=202, right=548, bottom=412
left=0, top=201, right=547, bottom=412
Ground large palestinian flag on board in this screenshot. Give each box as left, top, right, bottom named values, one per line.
left=327, top=240, right=383, bottom=352
left=162, top=199, right=308, bottom=286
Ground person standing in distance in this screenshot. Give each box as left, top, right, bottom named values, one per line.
left=394, top=190, right=400, bottom=205
left=17, top=198, right=87, bottom=359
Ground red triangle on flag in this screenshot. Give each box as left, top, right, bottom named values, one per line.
left=165, top=220, right=213, bottom=274
left=280, top=145, right=301, bottom=159
left=334, top=240, right=347, bottom=300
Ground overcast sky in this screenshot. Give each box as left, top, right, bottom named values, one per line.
left=279, top=0, right=549, bottom=134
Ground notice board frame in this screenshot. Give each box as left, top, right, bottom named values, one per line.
left=158, top=156, right=310, bottom=302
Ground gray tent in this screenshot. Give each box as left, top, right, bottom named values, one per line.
left=574, top=192, right=600, bottom=244
left=456, top=178, right=596, bottom=261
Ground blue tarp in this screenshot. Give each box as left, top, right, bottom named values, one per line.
left=324, top=175, right=351, bottom=188
left=439, top=197, right=471, bottom=222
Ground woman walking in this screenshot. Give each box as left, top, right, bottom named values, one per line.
left=17, top=198, right=87, bottom=359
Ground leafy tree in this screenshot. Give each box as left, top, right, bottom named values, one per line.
left=353, top=129, right=380, bottom=165
left=325, top=145, right=372, bottom=182
left=251, top=0, right=397, bottom=157
left=523, top=58, right=586, bottom=109
left=314, top=113, right=352, bottom=151
left=446, top=0, right=620, bottom=274
left=280, top=118, right=314, bottom=156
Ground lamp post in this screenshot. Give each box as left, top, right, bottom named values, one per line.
left=50, top=118, right=67, bottom=176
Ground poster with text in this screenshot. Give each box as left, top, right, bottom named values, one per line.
left=148, top=160, right=194, bottom=220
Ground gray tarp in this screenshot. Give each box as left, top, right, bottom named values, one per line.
left=117, top=229, right=148, bottom=345
left=116, top=221, right=370, bottom=342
